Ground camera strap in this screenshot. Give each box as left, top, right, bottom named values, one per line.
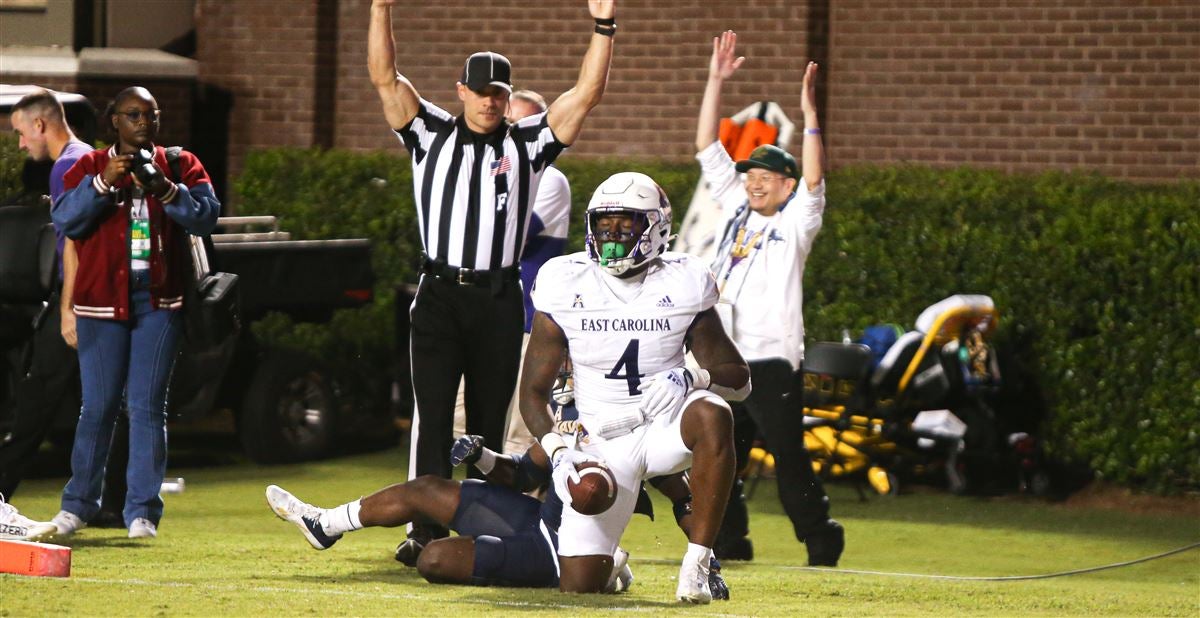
left=164, top=146, right=183, bottom=183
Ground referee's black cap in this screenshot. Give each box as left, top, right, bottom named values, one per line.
left=461, top=52, right=513, bottom=94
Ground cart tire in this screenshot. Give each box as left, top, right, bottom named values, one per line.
left=239, top=351, right=337, bottom=463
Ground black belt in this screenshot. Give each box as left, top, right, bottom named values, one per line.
left=420, top=255, right=519, bottom=288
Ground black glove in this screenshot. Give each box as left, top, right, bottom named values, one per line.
left=450, top=434, right=485, bottom=467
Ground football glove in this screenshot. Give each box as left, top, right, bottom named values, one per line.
left=450, top=434, right=485, bottom=467
left=638, top=367, right=709, bottom=420
left=548, top=448, right=602, bottom=508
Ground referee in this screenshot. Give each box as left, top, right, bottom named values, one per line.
left=368, top=0, right=616, bottom=565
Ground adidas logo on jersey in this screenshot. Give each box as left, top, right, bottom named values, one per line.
left=573, top=294, right=585, bottom=308
left=656, top=295, right=674, bottom=308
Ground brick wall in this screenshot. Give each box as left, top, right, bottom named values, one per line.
left=829, top=0, right=1200, bottom=181
left=195, top=0, right=322, bottom=177
left=195, top=0, right=1198, bottom=185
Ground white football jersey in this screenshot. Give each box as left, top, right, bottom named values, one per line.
left=531, top=252, right=719, bottom=436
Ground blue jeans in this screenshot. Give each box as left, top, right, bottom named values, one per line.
left=61, top=274, right=181, bottom=526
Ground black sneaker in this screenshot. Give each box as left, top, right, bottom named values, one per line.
left=394, top=537, right=425, bottom=567
left=708, top=556, right=730, bottom=601
left=804, top=519, right=844, bottom=567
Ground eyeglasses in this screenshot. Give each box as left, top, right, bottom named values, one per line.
left=117, top=109, right=161, bottom=123
left=744, top=172, right=785, bottom=184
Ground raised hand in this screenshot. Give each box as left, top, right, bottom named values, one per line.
left=589, top=0, right=615, bottom=20
left=800, top=61, right=820, bottom=116
left=709, top=30, right=745, bottom=81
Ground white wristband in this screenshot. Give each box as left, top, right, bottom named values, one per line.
left=539, top=433, right=567, bottom=463
left=688, top=367, right=712, bottom=390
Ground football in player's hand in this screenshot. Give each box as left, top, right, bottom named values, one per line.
left=567, top=461, right=618, bottom=515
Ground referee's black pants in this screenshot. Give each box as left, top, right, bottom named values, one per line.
left=408, top=275, right=524, bottom=486
left=717, top=358, right=831, bottom=549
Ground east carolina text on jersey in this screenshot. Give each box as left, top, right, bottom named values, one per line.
left=531, top=252, right=719, bottom=436
left=580, top=318, right=673, bottom=332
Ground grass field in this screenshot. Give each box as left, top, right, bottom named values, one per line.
left=2, top=445, right=1197, bottom=616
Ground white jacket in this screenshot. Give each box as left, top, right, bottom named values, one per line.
left=696, top=140, right=825, bottom=370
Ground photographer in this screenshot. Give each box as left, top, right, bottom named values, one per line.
left=49, top=87, right=220, bottom=540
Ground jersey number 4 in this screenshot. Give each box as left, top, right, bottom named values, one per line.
left=605, top=339, right=644, bottom=396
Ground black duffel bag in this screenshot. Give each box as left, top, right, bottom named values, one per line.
left=163, top=146, right=241, bottom=347
left=183, top=233, right=241, bottom=347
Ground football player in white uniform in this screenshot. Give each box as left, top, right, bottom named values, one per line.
left=520, top=172, right=751, bottom=603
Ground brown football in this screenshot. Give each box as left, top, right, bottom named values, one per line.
left=567, top=461, right=618, bottom=515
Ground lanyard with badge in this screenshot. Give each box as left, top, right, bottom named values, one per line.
left=715, top=207, right=773, bottom=300
left=128, top=186, right=151, bottom=267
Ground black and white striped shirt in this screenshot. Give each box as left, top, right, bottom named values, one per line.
left=396, top=99, right=565, bottom=271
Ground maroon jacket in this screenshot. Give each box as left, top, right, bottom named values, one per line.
left=54, top=145, right=221, bottom=320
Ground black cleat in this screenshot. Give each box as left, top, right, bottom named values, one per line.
left=708, top=556, right=730, bottom=601
left=394, top=538, right=425, bottom=567
left=805, top=519, right=844, bottom=567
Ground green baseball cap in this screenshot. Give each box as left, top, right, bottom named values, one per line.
left=735, top=145, right=798, bottom=180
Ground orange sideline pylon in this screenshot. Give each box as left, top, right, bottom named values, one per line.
left=0, top=538, right=71, bottom=577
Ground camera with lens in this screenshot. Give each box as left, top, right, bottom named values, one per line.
left=130, top=148, right=163, bottom=187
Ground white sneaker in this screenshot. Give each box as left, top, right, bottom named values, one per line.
left=128, top=518, right=157, bottom=539
left=0, top=495, right=57, bottom=541
left=51, top=510, right=86, bottom=537
left=265, top=485, right=341, bottom=550
left=604, top=547, right=635, bottom=593
left=676, top=548, right=713, bottom=604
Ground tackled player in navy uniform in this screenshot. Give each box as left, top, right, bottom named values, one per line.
left=266, top=432, right=728, bottom=596
left=519, top=172, right=751, bottom=603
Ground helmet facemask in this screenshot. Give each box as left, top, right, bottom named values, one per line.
left=587, top=208, right=654, bottom=276
left=585, top=172, right=673, bottom=277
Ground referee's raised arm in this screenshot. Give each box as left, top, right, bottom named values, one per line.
left=546, top=0, right=616, bottom=146
left=368, top=0, right=420, bottom=130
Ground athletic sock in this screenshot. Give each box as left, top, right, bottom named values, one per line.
left=684, top=542, right=713, bottom=565
left=475, top=449, right=498, bottom=474
left=320, top=499, right=363, bottom=535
